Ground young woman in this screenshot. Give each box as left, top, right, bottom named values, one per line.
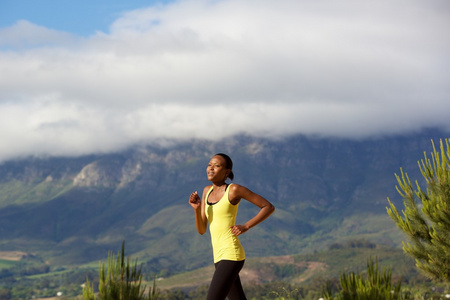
left=189, top=153, right=275, bottom=300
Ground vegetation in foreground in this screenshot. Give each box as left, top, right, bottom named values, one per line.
left=388, top=138, right=450, bottom=283
left=323, top=257, right=407, bottom=300
left=81, top=242, right=159, bottom=300
left=1, top=240, right=449, bottom=300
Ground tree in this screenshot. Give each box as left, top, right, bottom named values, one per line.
left=387, top=138, right=450, bottom=282
left=81, top=241, right=159, bottom=300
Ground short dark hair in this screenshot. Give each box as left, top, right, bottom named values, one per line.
left=215, top=153, right=234, bottom=181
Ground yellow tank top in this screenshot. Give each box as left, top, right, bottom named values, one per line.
left=205, top=184, right=245, bottom=263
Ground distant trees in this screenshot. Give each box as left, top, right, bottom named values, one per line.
left=387, top=139, right=450, bottom=282
left=0, top=289, right=11, bottom=300
left=328, top=240, right=376, bottom=250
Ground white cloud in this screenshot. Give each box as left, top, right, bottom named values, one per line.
left=0, top=20, right=80, bottom=48
left=0, top=0, right=449, bottom=161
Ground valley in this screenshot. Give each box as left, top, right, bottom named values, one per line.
left=0, top=129, right=448, bottom=298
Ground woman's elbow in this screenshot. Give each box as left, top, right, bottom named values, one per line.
left=261, top=203, right=275, bottom=215
left=196, top=226, right=207, bottom=235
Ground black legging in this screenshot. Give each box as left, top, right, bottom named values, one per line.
left=207, top=259, right=247, bottom=300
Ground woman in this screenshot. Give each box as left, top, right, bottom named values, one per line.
left=189, top=153, right=275, bottom=300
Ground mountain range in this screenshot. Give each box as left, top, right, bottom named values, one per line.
left=0, top=129, right=448, bottom=276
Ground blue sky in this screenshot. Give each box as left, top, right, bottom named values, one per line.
left=0, top=0, right=449, bottom=161
left=0, top=0, right=171, bottom=36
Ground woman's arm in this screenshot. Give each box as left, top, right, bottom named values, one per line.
left=189, top=186, right=209, bottom=235
left=229, top=184, right=275, bottom=236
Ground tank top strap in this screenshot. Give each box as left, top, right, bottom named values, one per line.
left=206, top=184, right=232, bottom=205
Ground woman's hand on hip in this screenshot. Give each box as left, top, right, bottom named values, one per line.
left=230, top=225, right=248, bottom=236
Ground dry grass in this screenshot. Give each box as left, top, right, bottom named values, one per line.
left=0, top=251, right=29, bottom=261
left=155, top=255, right=329, bottom=290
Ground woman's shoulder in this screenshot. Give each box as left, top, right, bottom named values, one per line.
left=228, top=183, right=250, bottom=197
left=202, top=185, right=213, bottom=192
left=229, top=183, right=241, bottom=189
left=229, top=183, right=247, bottom=191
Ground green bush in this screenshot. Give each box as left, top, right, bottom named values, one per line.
left=387, top=138, right=450, bottom=282
left=81, top=241, right=159, bottom=300
left=323, top=257, right=409, bottom=300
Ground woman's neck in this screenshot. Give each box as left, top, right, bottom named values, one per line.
left=212, top=181, right=227, bottom=190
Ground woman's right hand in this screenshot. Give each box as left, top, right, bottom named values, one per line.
left=189, top=191, right=201, bottom=210
left=190, top=190, right=207, bottom=235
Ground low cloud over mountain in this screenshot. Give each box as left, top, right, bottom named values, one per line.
left=0, top=0, right=449, bottom=162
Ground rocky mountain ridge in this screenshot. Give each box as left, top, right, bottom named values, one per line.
left=0, top=129, right=448, bottom=272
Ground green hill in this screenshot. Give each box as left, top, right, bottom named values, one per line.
left=0, top=130, right=448, bottom=278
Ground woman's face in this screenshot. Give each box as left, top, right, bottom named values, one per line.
left=206, top=155, right=229, bottom=182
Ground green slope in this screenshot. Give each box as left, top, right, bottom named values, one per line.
left=0, top=130, right=446, bottom=274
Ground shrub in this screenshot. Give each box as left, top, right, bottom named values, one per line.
left=322, top=257, right=409, bottom=300
left=81, top=241, right=159, bottom=300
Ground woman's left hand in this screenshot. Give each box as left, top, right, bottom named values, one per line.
left=230, top=225, right=248, bottom=236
